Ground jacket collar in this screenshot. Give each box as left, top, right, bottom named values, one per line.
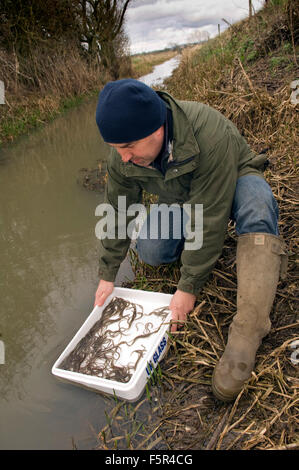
left=157, top=91, right=200, bottom=161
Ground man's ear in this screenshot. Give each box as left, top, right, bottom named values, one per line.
left=155, top=125, right=164, bottom=138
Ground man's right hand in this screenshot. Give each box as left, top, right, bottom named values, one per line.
left=94, top=279, right=114, bottom=307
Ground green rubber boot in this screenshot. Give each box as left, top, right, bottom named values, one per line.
left=212, top=233, right=288, bottom=402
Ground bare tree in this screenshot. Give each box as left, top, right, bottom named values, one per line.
left=77, top=0, right=132, bottom=77
left=188, top=30, right=210, bottom=44
left=0, top=0, right=78, bottom=55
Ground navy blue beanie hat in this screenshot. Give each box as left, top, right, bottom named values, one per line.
left=95, top=79, right=167, bottom=143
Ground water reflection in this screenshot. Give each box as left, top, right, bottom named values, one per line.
left=139, top=55, right=180, bottom=87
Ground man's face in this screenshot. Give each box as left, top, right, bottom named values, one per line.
left=107, top=126, right=164, bottom=167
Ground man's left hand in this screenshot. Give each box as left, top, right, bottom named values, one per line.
left=169, top=289, right=196, bottom=333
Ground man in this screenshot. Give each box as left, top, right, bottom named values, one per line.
left=94, top=78, right=287, bottom=401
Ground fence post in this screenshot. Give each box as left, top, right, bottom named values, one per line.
left=0, top=340, right=5, bottom=364
left=0, top=80, right=4, bottom=104
left=249, top=0, right=253, bottom=18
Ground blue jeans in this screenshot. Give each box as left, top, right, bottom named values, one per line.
left=136, top=175, right=279, bottom=266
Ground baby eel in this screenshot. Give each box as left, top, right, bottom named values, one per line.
left=60, top=298, right=170, bottom=383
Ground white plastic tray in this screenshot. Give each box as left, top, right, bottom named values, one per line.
left=52, top=287, right=173, bottom=401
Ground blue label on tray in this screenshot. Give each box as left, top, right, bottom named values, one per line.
left=145, top=336, right=167, bottom=376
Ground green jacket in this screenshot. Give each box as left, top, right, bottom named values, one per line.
left=98, top=91, right=267, bottom=295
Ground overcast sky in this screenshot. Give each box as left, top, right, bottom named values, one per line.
left=126, top=0, right=264, bottom=54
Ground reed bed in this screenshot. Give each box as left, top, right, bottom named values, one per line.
left=94, top=2, right=298, bottom=451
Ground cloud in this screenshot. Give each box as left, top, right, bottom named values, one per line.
left=126, top=0, right=263, bottom=54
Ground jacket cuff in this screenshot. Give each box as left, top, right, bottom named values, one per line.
left=177, top=278, right=202, bottom=296
left=98, top=266, right=118, bottom=283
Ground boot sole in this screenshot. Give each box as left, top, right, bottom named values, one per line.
left=211, top=373, right=238, bottom=402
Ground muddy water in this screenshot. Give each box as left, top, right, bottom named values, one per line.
left=0, top=99, right=111, bottom=449
left=0, top=58, right=179, bottom=450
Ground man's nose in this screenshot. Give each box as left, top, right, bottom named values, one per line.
left=119, top=149, right=133, bottom=162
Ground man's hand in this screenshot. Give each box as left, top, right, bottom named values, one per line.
left=94, top=279, right=114, bottom=307
left=169, top=289, right=196, bottom=333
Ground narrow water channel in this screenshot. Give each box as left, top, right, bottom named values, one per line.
left=0, top=56, right=179, bottom=450
left=139, top=55, right=180, bottom=87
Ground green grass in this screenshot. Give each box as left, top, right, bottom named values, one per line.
left=0, top=107, right=46, bottom=145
